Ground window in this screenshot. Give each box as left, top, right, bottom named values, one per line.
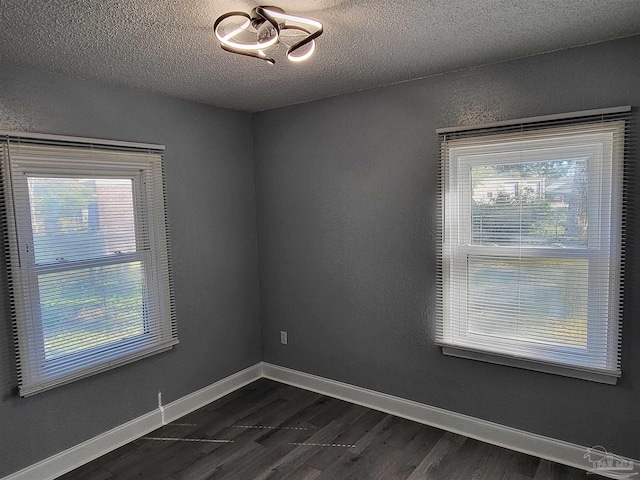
left=436, top=107, right=629, bottom=384
left=1, top=134, right=177, bottom=396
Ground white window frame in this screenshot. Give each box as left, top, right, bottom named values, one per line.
left=1, top=134, right=177, bottom=396
left=437, top=119, right=625, bottom=384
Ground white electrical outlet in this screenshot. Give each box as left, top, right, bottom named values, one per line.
left=280, top=331, right=288, bottom=345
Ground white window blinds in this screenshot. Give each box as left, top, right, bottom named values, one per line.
left=0, top=134, right=177, bottom=396
left=435, top=107, right=630, bottom=383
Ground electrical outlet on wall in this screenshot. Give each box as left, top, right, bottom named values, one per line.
left=280, top=331, right=288, bottom=345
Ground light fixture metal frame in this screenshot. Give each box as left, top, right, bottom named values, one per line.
left=214, top=5, right=323, bottom=64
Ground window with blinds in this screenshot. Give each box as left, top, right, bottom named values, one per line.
left=435, top=107, right=630, bottom=384
left=0, top=134, right=177, bottom=396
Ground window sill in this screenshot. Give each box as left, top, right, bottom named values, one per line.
left=441, top=346, right=618, bottom=385
left=20, top=341, right=178, bottom=397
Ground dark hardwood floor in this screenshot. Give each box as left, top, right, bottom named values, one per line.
left=59, top=379, right=603, bottom=479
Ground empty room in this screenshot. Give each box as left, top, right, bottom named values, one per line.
left=0, top=1, right=639, bottom=479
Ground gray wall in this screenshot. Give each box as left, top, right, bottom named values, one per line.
left=0, top=63, right=262, bottom=477
left=254, top=35, right=640, bottom=459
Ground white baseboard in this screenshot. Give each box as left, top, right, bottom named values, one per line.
left=262, top=362, right=639, bottom=479
left=2, top=363, right=262, bottom=480
left=5, top=361, right=638, bottom=480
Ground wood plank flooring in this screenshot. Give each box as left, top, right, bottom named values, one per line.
left=58, top=379, right=603, bottom=479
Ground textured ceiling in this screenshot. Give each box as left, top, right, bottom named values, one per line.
left=1, top=1, right=640, bottom=112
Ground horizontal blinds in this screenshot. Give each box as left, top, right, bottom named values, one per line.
left=436, top=108, right=631, bottom=378
left=1, top=137, right=177, bottom=396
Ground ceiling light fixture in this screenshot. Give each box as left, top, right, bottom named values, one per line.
left=214, top=6, right=323, bottom=65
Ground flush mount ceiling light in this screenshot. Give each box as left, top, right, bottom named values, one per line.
left=214, top=6, right=323, bottom=65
